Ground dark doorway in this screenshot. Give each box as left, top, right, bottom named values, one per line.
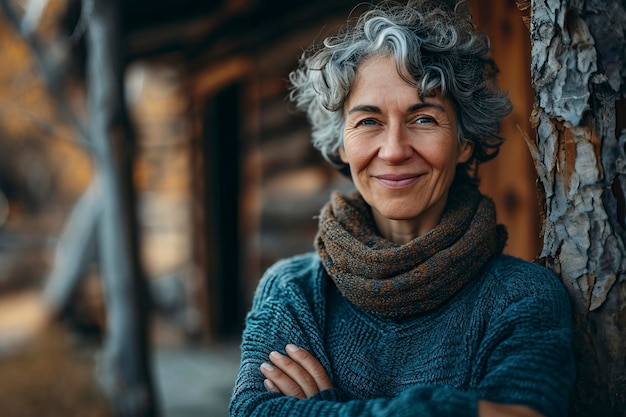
left=203, top=83, right=244, bottom=338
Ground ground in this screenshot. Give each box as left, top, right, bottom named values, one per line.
left=0, top=323, right=110, bottom=417
left=0, top=295, right=241, bottom=417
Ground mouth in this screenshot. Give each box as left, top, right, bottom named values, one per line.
left=374, top=174, right=422, bottom=188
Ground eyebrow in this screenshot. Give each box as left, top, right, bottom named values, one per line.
left=347, top=104, right=382, bottom=114
left=347, top=102, right=446, bottom=114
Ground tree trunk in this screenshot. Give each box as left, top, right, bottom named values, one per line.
left=85, top=0, right=158, bottom=415
left=0, top=0, right=158, bottom=414
left=525, top=0, right=626, bottom=415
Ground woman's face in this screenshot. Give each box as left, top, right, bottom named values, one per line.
left=340, top=55, right=473, bottom=238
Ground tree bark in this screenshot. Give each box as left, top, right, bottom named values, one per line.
left=525, top=0, right=626, bottom=415
left=85, top=0, right=158, bottom=415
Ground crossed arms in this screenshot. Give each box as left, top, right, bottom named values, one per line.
left=260, top=344, right=545, bottom=417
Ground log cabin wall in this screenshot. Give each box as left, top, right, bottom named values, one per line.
left=469, top=0, right=542, bottom=261
left=189, top=0, right=542, bottom=340
left=188, top=3, right=361, bottom=339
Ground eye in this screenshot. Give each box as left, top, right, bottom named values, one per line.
left=357, top=119, right=378, bottom=126
left=414, top=116, right=435, bottom=124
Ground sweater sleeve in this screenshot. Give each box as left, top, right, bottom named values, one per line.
left=471, top=265, right=576, bottom=417
left=229, top=256, right=480, bottom=417
left=232, top=384, right=478, bottom=417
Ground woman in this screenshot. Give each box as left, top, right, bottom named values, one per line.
left=230, top=1, right=575, bottom=416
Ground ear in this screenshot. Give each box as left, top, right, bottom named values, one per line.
left=339, top=146, right=348, bottom=164
left=457, top=139, right=474, bottom=164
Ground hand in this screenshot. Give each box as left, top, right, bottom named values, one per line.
left=478, top=400, right=546, bottom=417
left=260, top=344, right=333, bottom=399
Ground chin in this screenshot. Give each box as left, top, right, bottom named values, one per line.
left=374, top=205, right=421, bottom=221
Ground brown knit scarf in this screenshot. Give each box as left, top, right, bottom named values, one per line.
left=315, top=183, right=507, bottom=318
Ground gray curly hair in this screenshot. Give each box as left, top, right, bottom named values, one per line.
left=288, top=0, right=512, bottom=179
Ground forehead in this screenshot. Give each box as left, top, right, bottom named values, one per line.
left=347, top=55, right=453, bottom=112
left=352, top=55, right=412, bottom=89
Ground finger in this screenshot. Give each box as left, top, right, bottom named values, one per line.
left=264, top=378, right=280, bottom=394
left=269, top=351, right=320, bottom=398
left=260, top=361, right=306, bottom=399
left=285, top=344, right=333, bottom=391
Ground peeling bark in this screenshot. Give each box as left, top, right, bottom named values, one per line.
left=527, top=0, right=626, bottom=414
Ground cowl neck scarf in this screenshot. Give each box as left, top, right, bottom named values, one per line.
left=315, top=182, right=507, bottom=319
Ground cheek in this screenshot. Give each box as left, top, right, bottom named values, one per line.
left=341, top=139, right=368, bottom=168
left=419, top=144, right=454, bottom=169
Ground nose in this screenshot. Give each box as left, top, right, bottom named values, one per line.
left=378, top=123, right=413, bottom=163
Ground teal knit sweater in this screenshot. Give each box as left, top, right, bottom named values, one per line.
left=230, top=253, right=575, bottom=417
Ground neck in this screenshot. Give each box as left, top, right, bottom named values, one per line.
left=372, top=211, right=441, bottom=244
left=372, top=194, right=450, bottom=245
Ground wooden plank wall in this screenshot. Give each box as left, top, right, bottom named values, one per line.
left=470, top=0, right=542, bottom=261
left=189, top=14, right=356, bottom=337
left=242, top=19, right=355, bottom=303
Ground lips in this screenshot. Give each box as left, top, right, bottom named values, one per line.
left=374, top=173, right=422, bottom=188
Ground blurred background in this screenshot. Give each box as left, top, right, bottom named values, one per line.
left=0, top=0, right=541, bottom=416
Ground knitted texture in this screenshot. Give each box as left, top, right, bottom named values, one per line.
left=316, top=183, right=507, bottom=317
left=230, top=253, right=575, bottom=417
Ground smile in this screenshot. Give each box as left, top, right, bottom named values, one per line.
left=374, top=174, right=421, bottom=188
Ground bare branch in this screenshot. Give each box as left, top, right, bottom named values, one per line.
left=69, top=0, right=93, bottom=44
left=0, top=101, right=89, bottom=148
left=0, top=0, right=91, bottom=149
left=21, top=0, right=48, bottom=36
left=43, top=180, right=100, bottom=315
